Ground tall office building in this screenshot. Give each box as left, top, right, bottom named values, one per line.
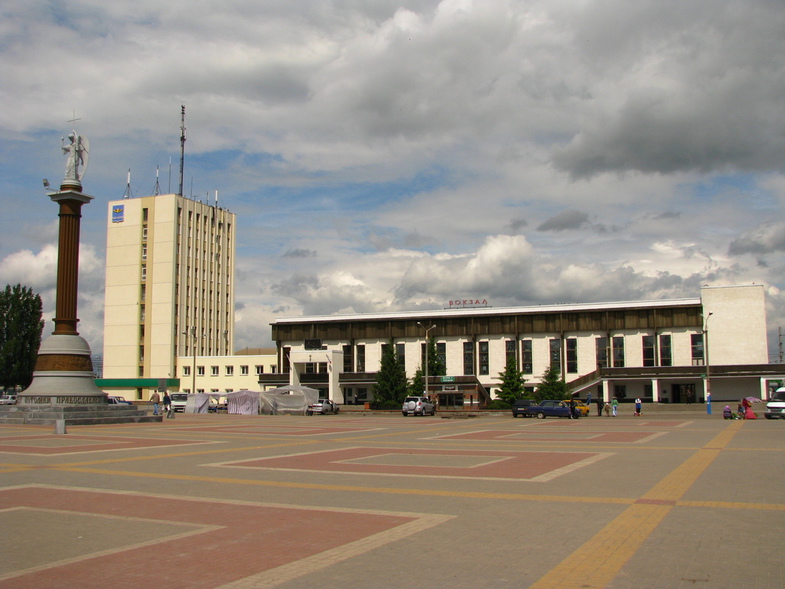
left=101, top=193, right=236, bottom=400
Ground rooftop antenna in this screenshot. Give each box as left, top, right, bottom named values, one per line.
left=178, top=105, right=186, bottom=197
left=122, top=169, right=132, bottom=199
left=215, top=189, right=219, bottom=207
left=153, top=165, right=161, bottom=196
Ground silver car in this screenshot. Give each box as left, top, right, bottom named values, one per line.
left=401, top=396, right=436, bottom=416
left=308, top=399, right=340, bottom=415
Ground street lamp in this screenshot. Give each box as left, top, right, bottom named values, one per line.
left=417, top=322, right=437, bottom=400
left=182, top=327, right=198, bottom=394
left=704, top=312, right=713, bottom=415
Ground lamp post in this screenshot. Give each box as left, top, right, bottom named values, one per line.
left=183, top=327, right=198, bottom=394
left=417, top=322, right=437, bottom=400
left=704, top=312, right=713, bottom=415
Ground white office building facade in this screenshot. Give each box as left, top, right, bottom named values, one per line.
left=265, top=285, right=784, bottom=408
left=100, top=193, right=236, bottom=400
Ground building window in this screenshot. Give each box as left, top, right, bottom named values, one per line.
left=614, top=384, right=627, bottom=400
left=612, top=336, right=625, bottom=368
left=343, top=345, right=353, bottom=372
left=182, top=365, right=191, bottom=376
left=566, top=338, right=577, bottom=373
left=691, top=333, right=704, bottom=366
left=225, top=365, right=234, bottom=376
left=240, top=365, right=249, bottom=376
left=141, top=264, right=147, bottom=281
left=356, top=345, right=365, bottom=372
left=596, top=337, right=608, bottom=368
left=211, top=365, right=219, bottom=376
left=197, top=366, right=205, bottom=376
left=141, top=245, right=147, bottom=261
left=642, top=335, right=655, bottom=367
left=659, top=334, right=672, bottom=367
left=478, top=341, right=489, bottom=375
left=549, top=338, right=561, bottom=371
left=436, top=342, right=446, bottom=371
left=255, top=365, right=264, bottom=375
left=396, top=343, right=405, bottom=371
left=463, top=342, right=474, bottom=375
left=522, top=340, right=533, bottom=374
left=505, top=340, right=516, bottom=368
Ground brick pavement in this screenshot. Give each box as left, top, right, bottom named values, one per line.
left=0, top=410, right=783, bottom=588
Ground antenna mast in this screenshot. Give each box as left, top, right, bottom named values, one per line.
left=178, top=105, right=186, bottom=197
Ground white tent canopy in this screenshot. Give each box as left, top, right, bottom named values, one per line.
left=259, top=385, right=319, bottom=415
left=225, top=390, right=261, bottom=415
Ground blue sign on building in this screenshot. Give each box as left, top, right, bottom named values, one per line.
left=112, top=204, right=124, bottom=223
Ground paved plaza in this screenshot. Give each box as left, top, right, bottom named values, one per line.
left=0, top=408, right=783, bottom=588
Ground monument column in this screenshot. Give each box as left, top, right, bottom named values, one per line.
left=17, top=134, right=107, bottom=405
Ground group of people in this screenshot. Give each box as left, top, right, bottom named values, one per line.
left=589, top=395, right=642, bottom=417
left=724, top=397, right=757, bottom=420
left=149, top=391, right=175, bottom=418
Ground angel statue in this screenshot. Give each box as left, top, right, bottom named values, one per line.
left=62, top=132, right=89, bottom=181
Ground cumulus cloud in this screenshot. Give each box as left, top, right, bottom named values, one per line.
left=2, top=0, right=785, bottom=357
left=728, top=222, right=785, bottom=256
left=282, top=248, right=317, bottom=259
left=537, top=210, right=590, bottom=232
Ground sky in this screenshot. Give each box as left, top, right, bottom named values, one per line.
left=2, top=0, right=785, bottom=360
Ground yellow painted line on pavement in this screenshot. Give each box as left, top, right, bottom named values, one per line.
left=529, top=420, right=744, bottom=589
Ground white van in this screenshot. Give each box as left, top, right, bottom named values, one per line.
left=764, top=387, right=785, bottom=419
left=170, top=393, right=189, bottom=412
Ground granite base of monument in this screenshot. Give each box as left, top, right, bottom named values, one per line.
left=0, top=403, right=162, bottom=425
left=9, top=334, right=162, bottom=426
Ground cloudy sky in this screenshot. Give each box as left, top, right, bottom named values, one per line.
left=2, top=0, right=785, bottom=359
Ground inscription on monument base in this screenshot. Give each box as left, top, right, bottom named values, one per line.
left=20, top=396, right=105, bottom=405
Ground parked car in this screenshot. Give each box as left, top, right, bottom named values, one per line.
left=0, top=394, right=17, bottom=405
left=107, top=396, right=132, bottom=405
left=525, top=400, right=576, bottom=419
left=570, top=400, right=591, bottom=416
left=170, top=393, right=189, bottom=412
left=511, top=399, right=534, bottom=417
left=764, top=387, right=785, bottom=419
left=402, top=396, right=436, bottom=416
left=308, top=399, right=340, bottom=415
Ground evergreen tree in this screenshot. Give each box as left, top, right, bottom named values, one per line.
left=533, top=364, right=568, bottom=403
left=426, top=337, right=446, bottom=377
left=496, top=356, right=527, bottom=404
left=408, top=368, right=424, bottom=397
left=0, top=284, right=44, bottom=390
left=373, top=341, right=408, bottom=407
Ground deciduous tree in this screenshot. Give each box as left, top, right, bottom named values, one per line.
left=0, top=284, right=44, bottom=390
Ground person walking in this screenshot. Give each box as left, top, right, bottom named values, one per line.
left=611, top=397, right=619, bottom=417
left=596, top=396, right=603, bottom=416
left=634, top=397, right=642, bottom=416
left=150, top=391, right=161, bottom=416
left=163, top=392, right=173, bottom=419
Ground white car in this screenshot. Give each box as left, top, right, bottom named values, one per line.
left=0, top=394, right=17, bottom=405
left=764, top=387, right=785, bottom=419
left=308, top=399, right=340, bottom=415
